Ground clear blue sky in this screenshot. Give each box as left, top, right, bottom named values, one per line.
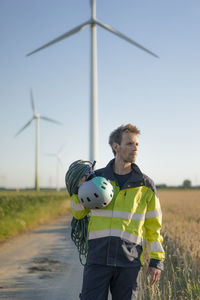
left=0, top=0, right=200, bottom=189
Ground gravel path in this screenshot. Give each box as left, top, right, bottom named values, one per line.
left=0, top=215, right=83, bottom=300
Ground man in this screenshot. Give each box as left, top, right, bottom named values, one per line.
left=69, top=124, right=165, bottom=300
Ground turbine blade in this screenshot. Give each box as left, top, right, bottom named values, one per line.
left=44, top=153, right=55, bottom=156
left=57, top=144, right=65, bottom=154
left=30, top=89, right=35, bottom=113
left=14, top=117, right=34, bottom=137
left=40, top=116, right=62, bottom=125
left=95, top=20, right=159, bottom=58
left=26, top=20, right=90, bottom=57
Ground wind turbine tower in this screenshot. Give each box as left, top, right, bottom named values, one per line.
left=45, top=145, right=64, bottom=191
left=27, top=0, right=158, bottom=164
left=15, top=89, right=62, bottom=191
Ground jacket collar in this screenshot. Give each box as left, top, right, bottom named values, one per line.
left=102, top=159, right=143, bottom=183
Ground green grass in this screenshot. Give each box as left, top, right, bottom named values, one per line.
left=0, top=190, right=70, bottom=242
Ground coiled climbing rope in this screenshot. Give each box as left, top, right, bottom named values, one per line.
left=71, top=215, right=89, bottom=265
left=65, top=160, right=94, bottom=196
left=65, top=160, right=95, bottom=265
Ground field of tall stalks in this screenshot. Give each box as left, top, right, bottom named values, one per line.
left=138, top=190, right=200, bottom=299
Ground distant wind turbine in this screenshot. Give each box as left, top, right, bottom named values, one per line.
left=26, top=0, right=158, bottom=164
left=45, top=144, right=64, bottom=191
left=15, top=89, right=62, bottom=191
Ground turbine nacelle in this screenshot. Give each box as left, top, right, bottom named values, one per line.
left=34, top=113, right=40, bottom=120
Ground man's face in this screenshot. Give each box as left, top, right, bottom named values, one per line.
left=114, top=132, right=139, bottom=163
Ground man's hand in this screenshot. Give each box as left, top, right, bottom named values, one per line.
left=147, top=267, right=161, bottom=286
left=77, top=171, right=93, bottom=188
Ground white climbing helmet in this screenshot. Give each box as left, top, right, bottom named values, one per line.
left=78, top=176, right=114, bottom=209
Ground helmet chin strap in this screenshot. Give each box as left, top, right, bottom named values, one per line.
left=84, top=160, right=96, bottom=181
left=92, top=160, right=96, bottom=169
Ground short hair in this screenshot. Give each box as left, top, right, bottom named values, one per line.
left=109, top=124, right=140, bottom=156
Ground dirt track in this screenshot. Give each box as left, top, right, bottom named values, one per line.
left=0, top=215, right=83, bottom=300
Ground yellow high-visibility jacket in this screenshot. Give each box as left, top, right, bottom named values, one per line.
left=70, top=160, right=165, bottom=269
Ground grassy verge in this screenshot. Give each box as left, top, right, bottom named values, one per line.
left=0, top=190, right=70, bottom=242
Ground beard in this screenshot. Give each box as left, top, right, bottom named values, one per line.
left=124, top=154, right=137, bottom=164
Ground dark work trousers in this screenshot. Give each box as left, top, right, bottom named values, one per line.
left=79, top=264, right=141, bottom=300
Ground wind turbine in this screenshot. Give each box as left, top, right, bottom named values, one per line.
left=45, top=144, right=64, bottom=191
left=26, top=0, right=158, bottom=164
left=15, top=89, right=62, bottom=191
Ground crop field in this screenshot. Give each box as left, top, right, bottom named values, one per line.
left=0, top=189, right=199, bottom=299
left=138, top=190, right=200, bottom=300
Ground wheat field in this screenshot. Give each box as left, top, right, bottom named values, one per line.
left=138, top=189, right=200, bottom=300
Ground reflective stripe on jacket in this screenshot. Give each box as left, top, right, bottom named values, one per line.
left=70, top=159, right=165, bottom=269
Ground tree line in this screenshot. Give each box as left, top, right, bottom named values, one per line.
left=156, top=179, right=200, bottom=189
